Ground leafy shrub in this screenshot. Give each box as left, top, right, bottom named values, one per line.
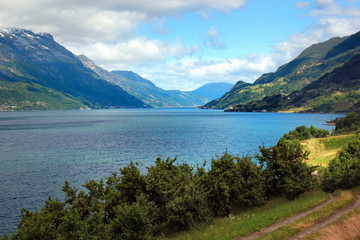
left=258, top=140, right=316, bottom=199
left=206, top=153, right=265, bottom=216
left=321, top=136, right=360, bottom=192
left=108, top=196, right=159, bottom=240
left=145, top=157, right=211, bottom=232
left=334, top=112, right=360, bottom=133
left=320, top=135, right=356, bottom=150
left=280, top=125, right=329, bottom=142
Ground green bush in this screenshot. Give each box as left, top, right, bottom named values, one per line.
left=334, top=112, right=360, bottom=133
left=206, top=153, right=265, bottom=216
left=258, top=140, right=316, bottom=199
left=145, top=157, right=211, bottom=233
left=280, top=125, right=329, bottom=142
left=321, top=136, right=360, bottom=192
left=109, top=196, right=159, bottom=240
left=320, top=135, right=356, bottom=150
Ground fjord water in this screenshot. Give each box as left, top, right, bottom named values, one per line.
left=0, top=109, right=341, bottom=234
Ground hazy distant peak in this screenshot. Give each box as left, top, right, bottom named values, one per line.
left=189, top=82, right=233, bottom=100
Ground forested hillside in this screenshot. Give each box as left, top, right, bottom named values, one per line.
left=204, top=31, right=360, bottom=110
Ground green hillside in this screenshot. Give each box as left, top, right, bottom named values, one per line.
left=227, top=52, right=360, bottom=113
left=0, top=81, right=87, bottom=111
left=0, top=29, right=148, bottom=109
left=204, top=31, right=360, bottom=109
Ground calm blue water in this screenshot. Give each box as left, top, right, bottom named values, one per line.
left=0, top=109, right=341, bottom=234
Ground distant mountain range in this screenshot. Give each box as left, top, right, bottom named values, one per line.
left=187, top=82, right=233, bottom=101
left=3, top=28, right=357, bottom=113
left=79, top=55, right=216, bottom=108
left=204, top=31, right=360, bottom=112
left=0, top=28, right=230, bottom=110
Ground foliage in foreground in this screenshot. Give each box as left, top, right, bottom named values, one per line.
left=320, top=112, right=360, bottom=192
left=321, top=135, right=360, bottom=192
left=259, top=140, right=315, bottom=200
left=167, top=190, right=329, bottom=240
left=259, top=190, right=355, bottom=240
left=3, top=129, right=318, bottom=240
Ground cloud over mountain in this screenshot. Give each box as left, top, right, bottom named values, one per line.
left=0, top=0, right=359, bottom=90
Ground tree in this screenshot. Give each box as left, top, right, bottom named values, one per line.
left=206, top=152, right=265, bottom=216
left=322, top=136, right=360, bottom=192
left=335, top=112, right=360, bottom=133
left=145, top=157, right=211, bottom=232
left=258, top=140, right=315, bottom=199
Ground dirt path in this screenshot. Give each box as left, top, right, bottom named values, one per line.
left=236, top=194, right=335, bottom=240
left=289, top=194, right=360, bottom=240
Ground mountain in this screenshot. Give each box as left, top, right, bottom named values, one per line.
left=204, top=31, right=360, bottom=109
left=227, top=52, right=360, bottom=113
left=187, top=82, right=233, bottom=101
left=79, top=55, right=208, bottom=107
left=0, top=80, right=87, bottom=111
left=0, top=28, right=148, bottom=109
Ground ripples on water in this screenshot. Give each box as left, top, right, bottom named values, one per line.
left=0, top=109, right=341, bottom=234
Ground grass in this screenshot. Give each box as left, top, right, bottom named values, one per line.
left=305, top=187, right=360, bottom=240
left=306, top=206, right=360, bottom=240
left=258, top=190, right=355, bottom=240
left=319, top=135, right=355, bottom=150
left=303, top=138, right=336, bottom=166
left=0, top=81, right=87, bottom=110
left=302, top=134, right=354, bottom=166
left=161, top=190, right=329, bottom=240
left=286, top=106, right=312, bottom=113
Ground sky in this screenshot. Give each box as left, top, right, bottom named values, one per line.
left=1, top=0, right=360, bottom=91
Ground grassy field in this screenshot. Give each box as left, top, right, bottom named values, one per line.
left=162, top=190, right=329, bottom=240
left=302, top=134, right=354, bottom=166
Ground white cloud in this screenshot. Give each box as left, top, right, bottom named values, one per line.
left=151, top=18, right=169, bottom=35
left=310, top=0, right=360, bottom=16
left=204, top=26, right=225, bottom=49
left=70, top=38, right=200, bottom=68
left=270, top=0, right=360, bottom=69
left=296, top=1, right=311, bottom=9
left=0, top=0, right=246, bottom=45
left=132, top=53, right=277, bottom=91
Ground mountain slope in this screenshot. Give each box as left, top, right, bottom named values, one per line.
left=228, top=52, right=360, bottom=113
left=187, top=82, right=233, bottom=101
left=79, top=55, right=208, bottom=107
left=0, top=80, right=87, bottom=111
left=0, top=28, right=148, bottom=109
left=204, top=31, right=360, bottom=109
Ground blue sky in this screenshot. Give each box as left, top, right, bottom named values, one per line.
left=1, top=0, right=360, bottom=90
left=139, top=1, right=312, bottom=57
